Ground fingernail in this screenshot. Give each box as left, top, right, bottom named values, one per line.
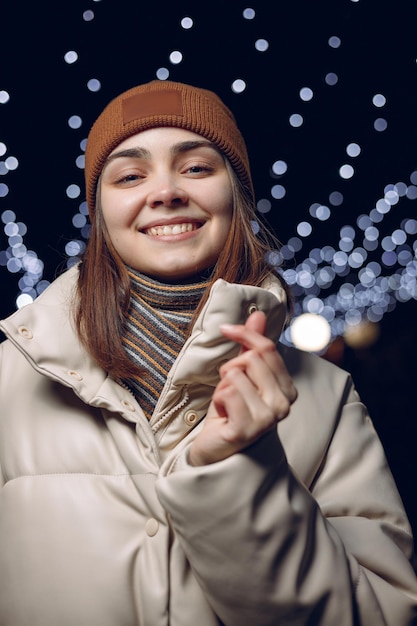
left=220, top=323, right=235, bottom=332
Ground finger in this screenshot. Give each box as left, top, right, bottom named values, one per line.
left=243, top=310, right=267, bottom=334
left=230, top=311, right=267, bottom=354
left=219, top=343, right=298, bottom=407
left=215, top=367, right=289, bottom=434
left=220, top=317, right=274, bottom=355
left=219, top=352, right=296, bottom=414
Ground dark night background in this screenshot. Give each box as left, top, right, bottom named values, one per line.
left=1, top=1, right=416, bottom=535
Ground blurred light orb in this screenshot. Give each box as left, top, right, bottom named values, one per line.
left=243, top=8, right=256, bottom=19
left=290, top=313, right=332, bottom=352
left=372, top=93, right=386, bottom=107
left=83, top=10, right=94, bottom=21
left=299, top=87, right=313, bottom=101
left=344, top=320, right=380, bottom=348
left=0, top=91, right=10, bottom=104
left=169, top=51, right=183, bottom=64
left=180, top=17, right=193, bottom=29
left=68, top=115, right=82, bottom=129
left=272, top=160, right=287, bottom=175
left=87, top=79, right=101, bottom=92
left=374, top=118, right=388, bottom=131
left=325, top=73, right=338, bottom=85
left=156, top=67, right=170, bottom=80
left=346, top=142, right=361, bottom=157
left=255, top=39, right=269, bottom=52
left=16, top=293, right=33, bottom=309
left=289, top=113, right=303, bottom=127
left=328, top=36, right=341, bottom=48
left=232, top=79, right=246, bottom=93
left=339, top=164, right=354, bottom=179
left=64, top=51, right=78, bottom=64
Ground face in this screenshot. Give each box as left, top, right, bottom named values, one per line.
left=99, top=127, right=233, bottom=282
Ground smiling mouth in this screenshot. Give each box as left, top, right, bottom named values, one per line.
left=144, top=222, right=203, bottom=236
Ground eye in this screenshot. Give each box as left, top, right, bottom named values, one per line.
left=118, top=173, right=141, bottom=183
left=183, top=163, right=214, bottom=176
left=112, top=171, right=147, bottom=186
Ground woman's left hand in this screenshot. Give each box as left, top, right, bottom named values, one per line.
left=189, top=311, right=298, bottom=466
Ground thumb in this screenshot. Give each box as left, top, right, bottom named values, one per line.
left=244, top=309, right=267, bottom=335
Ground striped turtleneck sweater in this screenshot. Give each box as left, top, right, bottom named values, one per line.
left=121, top=268, right=210, bottom=420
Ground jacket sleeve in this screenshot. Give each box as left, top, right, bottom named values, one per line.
left=0, top=342, right=4, bottom=488
left=156, top=380, right=417, bottom=626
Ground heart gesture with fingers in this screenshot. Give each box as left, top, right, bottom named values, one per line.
left=189, top=311, right=298, bottom=466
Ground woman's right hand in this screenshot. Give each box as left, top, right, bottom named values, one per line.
left=189, top=311, right=297, bottom=466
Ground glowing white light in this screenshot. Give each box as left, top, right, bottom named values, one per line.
left=392, top=229, right=407, bottom=245
left=328, top=36, right=341, bottom=48
left=169, top=51, right=183, bottom=64
left=66, top=184, right=81, bottom=199
left=289, top=113, right=303, bottom=127
left=87, top=79, right=101, bottom=92
left=376, top=198, right=390, bottom=214
left=255, top=39, right=269, bottom=52
left=180, top=17, right=193, bottom=29
left=271, top=184, right=286, bottom=199
left=290, top=313, right=331, bottom=352
left=0, top=143, right=6, bottom=157
left=374, top=118, right=388, bottom=131
left=272, top=160, right=287, bottom=175
left=299, top=87, right=313, bottom=101
left=346, top=142, right=361, bottom=157
left=372, top=93, right=386, bottom=107
left=1, top=209, right=16, bottom=223
left=325, top=73, right=338, bottom=85
left=243, top=8, right=256, bottom=19
left=297, top=221, right=312, bottom=237
left=156, top=67, right=169, bottom=80
left=5, top=156, right=18, bottom=171
left=339, top=164, right=354, bottom=179
left=72, top=214, right=87, bottom=228
left=68, top=115, right=82, bottom=129
left=340, top=225, right=355, bottom=239
left=83, top=10, right=94, bottom=21
left=385, top=189, right=399, bottom=205
left=65, top=240, right=84, bottom=257
left=0, top=91, right=10, bottom=104
left=232, top=79, right=246, bottom=93
left=64, top=51, right=78, bottom=64
left=16, top=293, right=33, bottom=308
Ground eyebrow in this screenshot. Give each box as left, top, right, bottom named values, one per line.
left=104, top=139, right=220, bottom=166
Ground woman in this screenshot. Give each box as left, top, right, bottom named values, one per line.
left=0, top=80, right=416, bottom=625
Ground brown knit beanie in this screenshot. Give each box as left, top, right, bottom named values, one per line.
left=84, top=80, right=254, bottom=217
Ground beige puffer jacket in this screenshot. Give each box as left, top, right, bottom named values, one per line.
left=0, top=267, right=416, bottom=626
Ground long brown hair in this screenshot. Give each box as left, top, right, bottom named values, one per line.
left=74, top=160, right=291, bottom=380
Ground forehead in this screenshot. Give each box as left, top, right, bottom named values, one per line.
left=109, top=127, right=210, bottom=155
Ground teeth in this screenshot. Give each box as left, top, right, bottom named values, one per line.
left=146, top=223, right=198, bottom=236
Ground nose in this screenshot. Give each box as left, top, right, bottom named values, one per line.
left=146, top=174, right=188, bottom=208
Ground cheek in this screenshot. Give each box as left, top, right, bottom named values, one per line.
left=101, top=200, right=133, bottom=231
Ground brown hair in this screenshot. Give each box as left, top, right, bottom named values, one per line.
left=74, top=161, right=291, bottom=381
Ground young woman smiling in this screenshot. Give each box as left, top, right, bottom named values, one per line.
left=0, top=80, right=416, bottom=625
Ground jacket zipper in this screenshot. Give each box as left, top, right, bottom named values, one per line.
left=151, top=388, right=190, bottom=434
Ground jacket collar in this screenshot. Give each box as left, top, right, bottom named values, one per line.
left=0, top=266, right=287, bottom=417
